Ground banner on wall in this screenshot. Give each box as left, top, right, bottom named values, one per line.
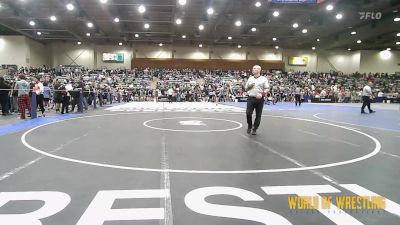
left=288, top=56, right=308, bottom=66
left=103, top=53, right=124, bottom=62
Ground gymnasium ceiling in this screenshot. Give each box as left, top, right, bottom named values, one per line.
left=0, top=0, right=399, bottom=51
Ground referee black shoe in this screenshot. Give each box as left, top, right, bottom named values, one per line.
left=251, top=129, right=257, bottom=135
left=247, top=129, right=251, bottom=134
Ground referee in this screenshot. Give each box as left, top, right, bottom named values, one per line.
left=245, top=65, right=269, bottom=135
left=361, top=80, right=376, bottom=114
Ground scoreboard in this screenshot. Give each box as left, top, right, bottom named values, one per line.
left=288, top=56, right=308, bottom=66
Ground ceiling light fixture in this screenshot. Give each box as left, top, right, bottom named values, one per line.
left=251, top=27, right=257, bottom=32
left=182, top=35, right=186, bottom=39
left=114, top=17, right=119, bottom=23
left=351, top=31, right=356, bottom=35
left=228, top=36, right=232, bottom=40
left=198, top=24, right=204, bottom=30
left=159, top=43, right=163, bottom=47
left=66, top=3, right=74, bottom=11
left=326, top=4, right=333, bottom=11
left=394, top=18, right=400, bottom=22
left=273, top=11, right=280, bottom=17
left=397, top=33, right=400, bottom=37
left=238, top=45, right=242, bottom=49
left=50, top=16, right=57, bottom=22
left=29, top=20, right=35, bottom=26
left=138, top=5, right=146, bottom=13
left=100, top=0, right=108, bottom=4
left=135, top=34, right=139, bottom=38
left=199, top=44, right=203, bottom=48
left=357, top=40, right=362, bottom=44
left=317, top=38, right=320, bottom=42
left=118, top=42, right=123, bottom=46
left=379, top=50, right=391, bottom=60
left=235, top=20, right=242, bottom=26
left=347, top=48, right=351, bottom=51
left=178, top=0, right=187, bottom=6
left=255, top=1, right=261, bottom=7
left=396, top=42, right=400, bottom=45
left=312, top=46, right=316, bottom=50
left=176, top=18, right=182, bottom=25
left=272, top=37, right=277, bottom=41
left=292, top=23, right=299, bottom=28
left=275, top=46, right=279, bottom=49
left=87, top=22, right=94, bottom=28
left=302, top=29, right=308, bottom=33
left=336, top=13, right=343, bottom=20
left=37, top=32, right=41, bottom=35
left=207, top=8, right=214, bottom=15
left=77, top=42, right=82, bottom=45
left=86, top=33, right=90, bottom=37
left=144, top=23, right=150, bottom=29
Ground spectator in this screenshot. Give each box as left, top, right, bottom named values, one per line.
left=33, top=76, right=45, bottom=117
left=0, top=77, right=11, bottom=116
left=43, top=82, right=51, bottom=110
left=14, top=75, right=31, bottom=119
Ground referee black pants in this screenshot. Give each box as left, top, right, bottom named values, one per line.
left=246, top=97, right=264, bottom=130
left=361, top=96, right=372, bottom=112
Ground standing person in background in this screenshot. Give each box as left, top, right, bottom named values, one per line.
left=61, top=80, right=73, bottom=114
left=0, top=77, right=11, bottom=116
left=69, top=83, right=80, bottom=112
left=154, top=88, right=159, bottom=102
left=98, top=85, right=103, bottom=107
left=14, top=75, right=31, bottom=119
left=294, top=85, right=301, bottom=106
left=82, top=83, right=89, bottom=111
left=294, top=85, right=302, bottom=107
left=33, top=76, right=45, bottom=117
left=43, top=82, right=51, bottom=111
left=245, top=65, right=269, bottom=135
left=10, top=81, right=19, bottom=114
left=167, top=87, right=173, bottom=103
left=361, top=81, right=376, bottom=114
left=53, top=80, right=63, bottom=113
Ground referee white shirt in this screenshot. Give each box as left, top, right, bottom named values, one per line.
left=362, top=85, right=372, bottom=97
left=245, top=76, right=269, bottom=97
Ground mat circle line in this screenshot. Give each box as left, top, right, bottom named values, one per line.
left=20, top=112, right=381, bottom=174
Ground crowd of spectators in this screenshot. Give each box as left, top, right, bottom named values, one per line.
left=0, top=65, right=399, bottom=118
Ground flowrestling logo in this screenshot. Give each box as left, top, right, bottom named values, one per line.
left=360, top=12, right=382, bottom=20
